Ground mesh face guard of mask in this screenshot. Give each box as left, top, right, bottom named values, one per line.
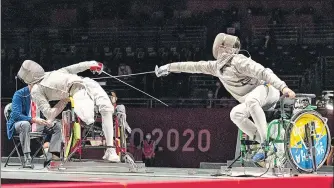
left=212, top=33, right=241, bottom=59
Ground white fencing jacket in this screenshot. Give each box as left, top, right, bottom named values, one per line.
left=168, top=54, right=287, bottom=103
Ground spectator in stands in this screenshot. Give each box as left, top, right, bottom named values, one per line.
left=161, top=48, right=169, bottom=63
left=206, top=90, right=214, bottom=108
left=214, top=81, right=224, bottom=99
left=263, top=30, right=276, bottom=52
left=214, top=81, right=227, bottom=107
left=118, top=62, right=132, bottom=80
left=180, top=47, right=188, bottom=61
left=93, top=46, right=102, bottom=60
left=19, top=48, right=27, bottom=60
left=135, top=48, right=145, bottom=72
left=109, top=91, right=118, bottom=108
left=214, top=81, right=234, bottom=107
left=269, top=9, right=283, bottom=26
left=104, top=46, right=113, bottom=58
left=170, top=48, right=180, bottom=62
left=230, top=8, right=241, bottom=37
left=6, top=86, right=62, bottom=168
left=146, top=47, right=158, bottom=71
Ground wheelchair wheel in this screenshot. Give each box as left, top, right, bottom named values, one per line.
left=285, top=110, right=331, bottom=173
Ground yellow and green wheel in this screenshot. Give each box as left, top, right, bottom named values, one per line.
left=285, top=110, right=331, bottom=173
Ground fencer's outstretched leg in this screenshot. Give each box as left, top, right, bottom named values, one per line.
left=85, top=78, right=120, bottom=162
left=244, top=85, right=280, bottom=162
left=230, top=103, right=261, bottom=143
left=231, top=85, right=280, bottom=162
left=100, top=111, right=120, bottom=162
left=72, top=79, right=120, bottom=162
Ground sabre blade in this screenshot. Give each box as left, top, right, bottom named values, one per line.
left=101, top=71, right=168, bottom=107
left=93, top=71, right=155, bottom=80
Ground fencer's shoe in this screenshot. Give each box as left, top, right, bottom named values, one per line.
left=252, top=144, right=277, bottom=162
left=102, top=147, right=115, bottom=160
left=252, top=150, right=265, bottom=162
left=103, top=148, right=120, bottom=162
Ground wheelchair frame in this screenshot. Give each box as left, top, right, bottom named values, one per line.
left=57, top=97, right=137, bottom=169
left=228, top=93, right=331, bottom=174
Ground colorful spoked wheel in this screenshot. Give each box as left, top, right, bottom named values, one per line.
left=285, top=110, right=331, bottom=173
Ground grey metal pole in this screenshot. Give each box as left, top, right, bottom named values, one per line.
left=234, top=129, right=241, bottom=159
left=15, top=76, right=18, bottom=90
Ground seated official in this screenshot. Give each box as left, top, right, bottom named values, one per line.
left=6, top=86, right=62, bottom=168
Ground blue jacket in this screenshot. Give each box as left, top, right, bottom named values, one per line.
left=6, top=87, right=32, bottom=139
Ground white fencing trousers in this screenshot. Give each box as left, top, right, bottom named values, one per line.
left=230, top=84, right=280, bottom=144
left=72, top=77, right=115, bottom=147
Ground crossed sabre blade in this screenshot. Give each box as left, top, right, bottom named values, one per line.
left=97, top=66, right=168, bottom=107
left=93, top=71, right=155, bottom=80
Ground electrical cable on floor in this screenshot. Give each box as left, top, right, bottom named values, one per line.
left=223, top=142, right=277, bottom=178
left=227, top=157, right=273, bottom=178
left=258, top=163, right=271, bottom=177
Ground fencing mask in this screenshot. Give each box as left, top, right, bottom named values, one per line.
left=212, top=33, right=241, bottom=59
left=17, top=60, right=45, bottom=85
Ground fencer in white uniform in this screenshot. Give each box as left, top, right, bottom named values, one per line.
left=155, top=33, right=296, bottom=162
left=17, top=60, right=120, bottom=162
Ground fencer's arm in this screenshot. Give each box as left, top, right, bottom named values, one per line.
left=31, top=88, right=68, bottom=122
left=58, top=61, right=99, bottom=74
left=168, top=61, right=217, bottom=76
left=234, top=57, right=287, bottom=92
